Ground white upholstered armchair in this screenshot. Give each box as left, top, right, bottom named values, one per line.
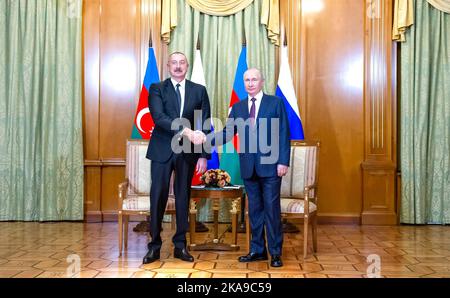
left=280, top=140, right=320, bottom=259
left=118, top=140, right=175, bottom=256
left=245, top=140, right=320, bottom=259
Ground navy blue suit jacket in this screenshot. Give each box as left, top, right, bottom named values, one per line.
left=146, top=78, right=211, bottom=164
left=209, top=94, right=290, bottom=179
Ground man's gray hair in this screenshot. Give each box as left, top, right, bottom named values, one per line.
left=243, top=67, right=265, bottom=81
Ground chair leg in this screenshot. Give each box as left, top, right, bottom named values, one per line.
left=124, top=215, right=129, bottom=251
left=171, top=214, right=176, bottom=230
left=303, top=217, right=309, bottom=260
left=118, top=211, right=123, bottom=257
left=311, top=213, right=318, bottom=253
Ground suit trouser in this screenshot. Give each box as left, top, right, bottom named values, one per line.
left=244, top=173, right=283, bottom=256
left=148, top=153, right=195, bottom=250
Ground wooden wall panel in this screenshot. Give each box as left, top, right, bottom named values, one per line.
left=83, top=0, right=101, bottom=221
left=305, top=0, right=365, bottom=219
left=280, top=0, right=365, bottom=223
left=83, top=0, right=100, bottom=159
left=84, top=165, right=102, bottom=222
left=98, top=0, right=140, bottom=159
left=101, top=166, right=127, bottom=221
left=83, top=0, right=163, bottom=221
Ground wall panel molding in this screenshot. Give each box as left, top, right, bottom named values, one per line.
left=362, top=0, right=397, bottom=225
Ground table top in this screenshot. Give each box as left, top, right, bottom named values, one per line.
left=190, top=185, right=244, bottom=198
left=191, top=185, right=244, bottom=191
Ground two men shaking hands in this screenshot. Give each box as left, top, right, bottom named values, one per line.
left=182, top=127, right=207, bottom=145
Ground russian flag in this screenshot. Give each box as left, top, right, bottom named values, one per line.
left=131, top=47, right=160, bottom=139
left=190, top=48, right=220, bottom=185
left=276, top=45, right=304, bottom=140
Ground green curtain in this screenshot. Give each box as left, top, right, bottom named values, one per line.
left=169, top=0, right=276, bottom=123
left=168, top=0, right=276, bottom=222
left=0, top=0, right=84, bottom=221
left=400, top=0, right=450, bottom=224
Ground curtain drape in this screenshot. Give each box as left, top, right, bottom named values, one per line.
left=162, top=0, right=279, bottom=45
left=169, top=0, right=276, bottom=123
left=393, top=0, right=414, bottom=41
left=400, top=0, right=450, bottom=224
left=427, top=0, right=450, bottom=13
left=0, top=0, right=84, bottom=221
left=186, top=0, right=254, bottom=15
left=394, top=0, right=450, bottom=41
left=168, top=0, right=276, bottom=222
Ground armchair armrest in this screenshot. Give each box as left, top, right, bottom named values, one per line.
left=118, top=179, right=129, bottom=207
left=304, top=183, right=317, bottom=194
left=303, top=182, right=318, bottom=214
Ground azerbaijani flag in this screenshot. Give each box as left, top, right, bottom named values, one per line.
left=219, top=46, right=248, bottom=186
left=190, top=48, right=220, bottom=185
left=276, top=45, right=304, bottom=140
left=131, top=46, right=160, bottom=139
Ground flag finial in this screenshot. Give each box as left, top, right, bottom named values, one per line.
left=196, top=34, right=201, bottom=50
left=284, top=27, right=288, bottom=47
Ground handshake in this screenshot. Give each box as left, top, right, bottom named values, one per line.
left=182, top=128, right=207, bottom=145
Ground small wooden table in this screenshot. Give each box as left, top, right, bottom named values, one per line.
left=189, top=186, right=244, bottom=251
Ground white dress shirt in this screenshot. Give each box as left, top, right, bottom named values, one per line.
left=248, top=90, right=263, bottom=120
left=171, top=78, right=186, bottom=118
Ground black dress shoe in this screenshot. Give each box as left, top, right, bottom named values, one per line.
left=143, top=249, right=160, bottom=264
left=174, top=247, right=194, bottom=262
left=238, top=251, right=268, bottom=262
left=270, top=255, right=283, bottom=267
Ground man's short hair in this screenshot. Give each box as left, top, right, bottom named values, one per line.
left=244, top=67, right=265, bottom=81
left=168, top=51, right=189, bottom=64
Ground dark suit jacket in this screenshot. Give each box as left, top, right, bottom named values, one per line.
left=209, top=94, right=290, bottom=179
left=146, top=78, right=211, bottom=164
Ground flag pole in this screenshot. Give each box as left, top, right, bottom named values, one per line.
left=132, top=29, right=158, bottom=233
left=149, top=29, right=153, bottom=48
left=236, top=28, right=247, bottom=234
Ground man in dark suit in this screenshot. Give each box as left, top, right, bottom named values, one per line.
left=188, top=68, right=290, bottom=267
left=143, top=52, right=211, bottom=264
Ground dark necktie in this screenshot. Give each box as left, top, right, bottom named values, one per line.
left=176, top=83, right=182, bottom=113
left=249, top=97, right=256, bottom=128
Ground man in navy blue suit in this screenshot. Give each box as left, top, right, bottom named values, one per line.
left=187, top=68, right=290, bottom=267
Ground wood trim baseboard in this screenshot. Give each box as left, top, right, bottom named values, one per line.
left=102, top=211, right=147, bottom=222
left=317, top=213, right=361, bottom=225
left=85, top=211, right=102, bottom=222
left=86, top=211, right=147, bottom=222
left=86, top=211, right=364, bottom=225
left=361, top=211, right=397, bottom=225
